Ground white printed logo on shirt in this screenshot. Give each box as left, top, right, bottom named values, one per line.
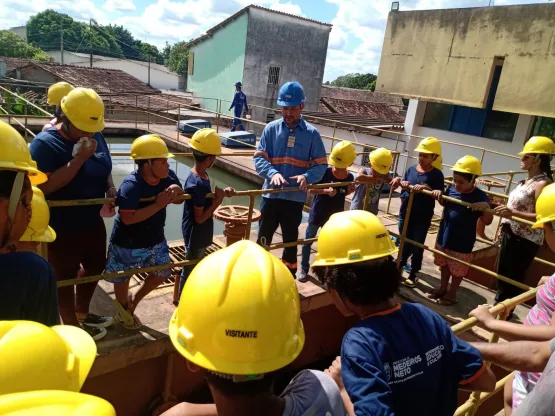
left=384, top=344, right=445, bottom=385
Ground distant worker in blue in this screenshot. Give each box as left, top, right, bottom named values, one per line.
left=229, top=81, right=249, bottom=132
left=254, top=81, right=327, bottom=277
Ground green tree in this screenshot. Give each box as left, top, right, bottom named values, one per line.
left=330, top=73, right=377, bottom=90
left=167, top=41, right=189, bottom=76
left=27, top=10, right=124, bottom=58
left=0, top=30, right=50, bottom=60
left=162, top=41, right=171, bottom=64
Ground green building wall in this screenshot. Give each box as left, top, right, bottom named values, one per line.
left=188, top=13, right=248, bottom=113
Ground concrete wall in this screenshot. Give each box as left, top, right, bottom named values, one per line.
left=16, top=66, right=58, bottom=85
left=47, top=51, right=184, bottom=91
left=187, top=13, right=248, bottom=113
left=404, top=99, right=534, bottom=185
left=377, top=4, right=555, bottom=118
left=243, top=8, right=331, bottom=130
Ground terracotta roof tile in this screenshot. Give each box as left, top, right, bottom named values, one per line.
left=16, top=61, right=159, bottom=95
left=104, top=93, right=199, bottom=112
left=321, top=85, right=404, bottom=108
left=0, top=57, right=33, bottom=72
left=320, top=97, right=405, bottom=123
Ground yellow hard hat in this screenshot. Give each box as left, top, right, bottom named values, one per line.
left=0, top=391, right=115, bottom=416
left=189, top=128, right=222, bottom=156
left=169, top=240, right=305, bottom=376
left=519, top=136, right=555, bottom=156
left=312, top=210, right=398, bottom=267
left=20, top=187, right=56, bottom=243
left=0, top=321, right=97, bottom=395
left=130, top=134, right=175, bottom=160
left=329, top=140, right=356, bottom=168
left=47, top=82, right=74, bottom=106
left=452, top=155, right=482, bottom=176
left=60, top=88, right=105, bottom=133
left=369, top=147, right=393, bottom=175
left=533, top=183, right=555, bottom=229
left=0, top=121, right=47, bottom=185
left=432, top=154, right=443, bottom=170
left=415, top=137, right=442, bottom=155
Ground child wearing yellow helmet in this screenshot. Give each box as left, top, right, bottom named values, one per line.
left=390, top=137, right=445, bottom=287
left=177, top=128, right=235, bottom=304
left=42, top=82, right=74, bottom=132
left=469, top=183, right=555, bottom=413
left=311, top=210, right=495, bottom=416
left=0, top=121, right=59, bottom=326
left=163, top=240, right=348, bottom=416
left=350, top=147, right=394, bottom=214
left=429, top=156, right=493, bottom=306
left=105, top=134, right=184, bottom=329
left=298, top=140, right=356, bottom=282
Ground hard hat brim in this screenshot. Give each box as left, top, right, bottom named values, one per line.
left=311, top=245, right=399, bottom=268
left=0, top=165, right=48, bottom=186
left=277, top=99, right=304, bottom=107
left=129, top=152, right=175, bottom=160
left=20, top=226, right=56, bottom=243
left=328, top=159, right=350, bottom=169
left=371, top=164, right=390, bottom=175
left=532, top=217, right=555, bottom=229
left=67, top=118, right=105, bottom=134
left=0, top=391, right=116, bottom=415
left=415, top=149, right=435, bottom=155
left=169, top=310, right=306, bottom=375
left=51, top=325, right=97, bottom=390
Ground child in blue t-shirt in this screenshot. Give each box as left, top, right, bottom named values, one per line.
left=106, top=135, right=183, bottom=329
left=390, top=137, right=445, bottom=287
left=311, top=210, right=496, bottom=416
left=176, top=129, right=235, bottom=304
left=430, top=156, right=493, bottom=306
left=299, top=140, right=356, bottom=282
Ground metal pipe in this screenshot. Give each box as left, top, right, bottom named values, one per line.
left=176, top=105, right=180, bottom=142
left=244, top=195, right=256, bottom=240
left=386, top=152, right=401, bottom=215
left=396, top=191, right=414, bottom=269
left=135, top=95, right=138, bottom=128
left=454, top=373, right=514, bottom=416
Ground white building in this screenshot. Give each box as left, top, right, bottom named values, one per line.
left=46, top=51, right=185, bottom=91
left=376, top=4, right=555, bottom=176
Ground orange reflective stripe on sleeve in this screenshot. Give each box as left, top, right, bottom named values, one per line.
left=459, top=363, right=487, bottom=386
left=254, top=150, right=269, bottom=159
left=312, top=157, right=329, bottom=165
left=269, top=157, right=310, bottom=168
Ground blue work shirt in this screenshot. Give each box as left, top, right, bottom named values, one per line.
left=0, top=252, right=60, bottom=326
left=254, top=117, right=327, bottom=203
left=182, top=172, right=213, bottom=250
left=341, top=303, right=484, bottom=416
left=437, top=185, right=489, bottom=253
left=110, top=170, right=181, bottom=249
left=399, top=165, right=444, bottom=221
left=308, top=167, right=354, bottom=227
left=229, top=90, right=248, bottom=116
left=29, top=126, right=112, bottom=232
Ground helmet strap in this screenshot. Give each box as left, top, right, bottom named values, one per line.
left=8, top=171, right=25, bottom=223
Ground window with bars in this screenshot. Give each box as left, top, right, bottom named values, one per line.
left=268, top=66, right=280, bottom=85
left=266, top=113, right=275, bottom=123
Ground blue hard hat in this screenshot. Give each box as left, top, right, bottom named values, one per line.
left=277, top=82, right=305, bottom=107
left=235, top=81, right=242, bottom=87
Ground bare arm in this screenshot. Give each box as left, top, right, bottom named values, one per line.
left=470, top=340, right=553, bottom=373
left=120, top=204, right=164, bottom=225
left=161, top=402, right=217, bottom=416
left=508, top=180, right=551, bottom=221
left=194, top=187, right=225, bottom=224
left=485, top=316, right=555, bottom=342
left=39, top=155, right=87, bottom=195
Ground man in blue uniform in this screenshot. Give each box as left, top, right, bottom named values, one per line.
left=254, top=81, right=327, bottom=277
left=229, top=81, right=248, bottom=132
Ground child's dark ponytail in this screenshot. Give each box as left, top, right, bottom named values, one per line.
left=539, top=155, right=553, bottom=181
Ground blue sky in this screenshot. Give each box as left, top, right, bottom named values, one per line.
left=0, top=0, right=549, bottom=81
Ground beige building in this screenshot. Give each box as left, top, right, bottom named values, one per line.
left=376, top=3, right=555, bottom=174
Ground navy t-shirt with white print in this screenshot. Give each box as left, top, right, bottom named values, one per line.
left=182, top=172, right=214, bottom=250
left=110, top=169, right=181, bottom=249
left=29, top=126, right=112, bottom=232
left=399, top=165, right=444, bottom=220
left=308, top=167, right=354, bottom=227
left=341, top=302, right=484, bottom=416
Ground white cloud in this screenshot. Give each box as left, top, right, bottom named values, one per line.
left=268, top=1, right=304, bottom=16
left=103, top=0, right=136, bottom=12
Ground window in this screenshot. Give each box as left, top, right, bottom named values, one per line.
left=531, top=117, right=555, bottom=139
left=421, top=59, right=518, bottom=142
left=188, top=52, right=194, bottom=76
left=268, top=66, right=280, bottom=85
left=266, top=112, right=275, bottom=123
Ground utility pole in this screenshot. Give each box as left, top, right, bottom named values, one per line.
left=89, top=19, right=93, bottom=68
left=60, top=16, right=64, bottom=64
left=148, top=55, right=151, bottom=86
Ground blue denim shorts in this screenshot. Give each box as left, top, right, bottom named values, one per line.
left=105, top=240, right=172, bottom=283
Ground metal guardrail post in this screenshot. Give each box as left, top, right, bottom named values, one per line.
left=244, top=195, right=256, bottom=240
left=177, top=105, right=180, bottom=142
left=362, top=183, right=371, bottom=211
left=24, top=102, right=28, bottom=141
left=147, top=96, right=151, bottom=130
left=332, top=121, right=337, bottom=138
left=216, top=99, right=221, bottom=133
left=396, top=191, right=414, bottom=269
left=386, top=152, right=401, bottom=215
left=480, top=148, right=486, bottom=164
left=504, top=171, right=515, bottom=195
left=135, top=95, right=138, bottom=128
